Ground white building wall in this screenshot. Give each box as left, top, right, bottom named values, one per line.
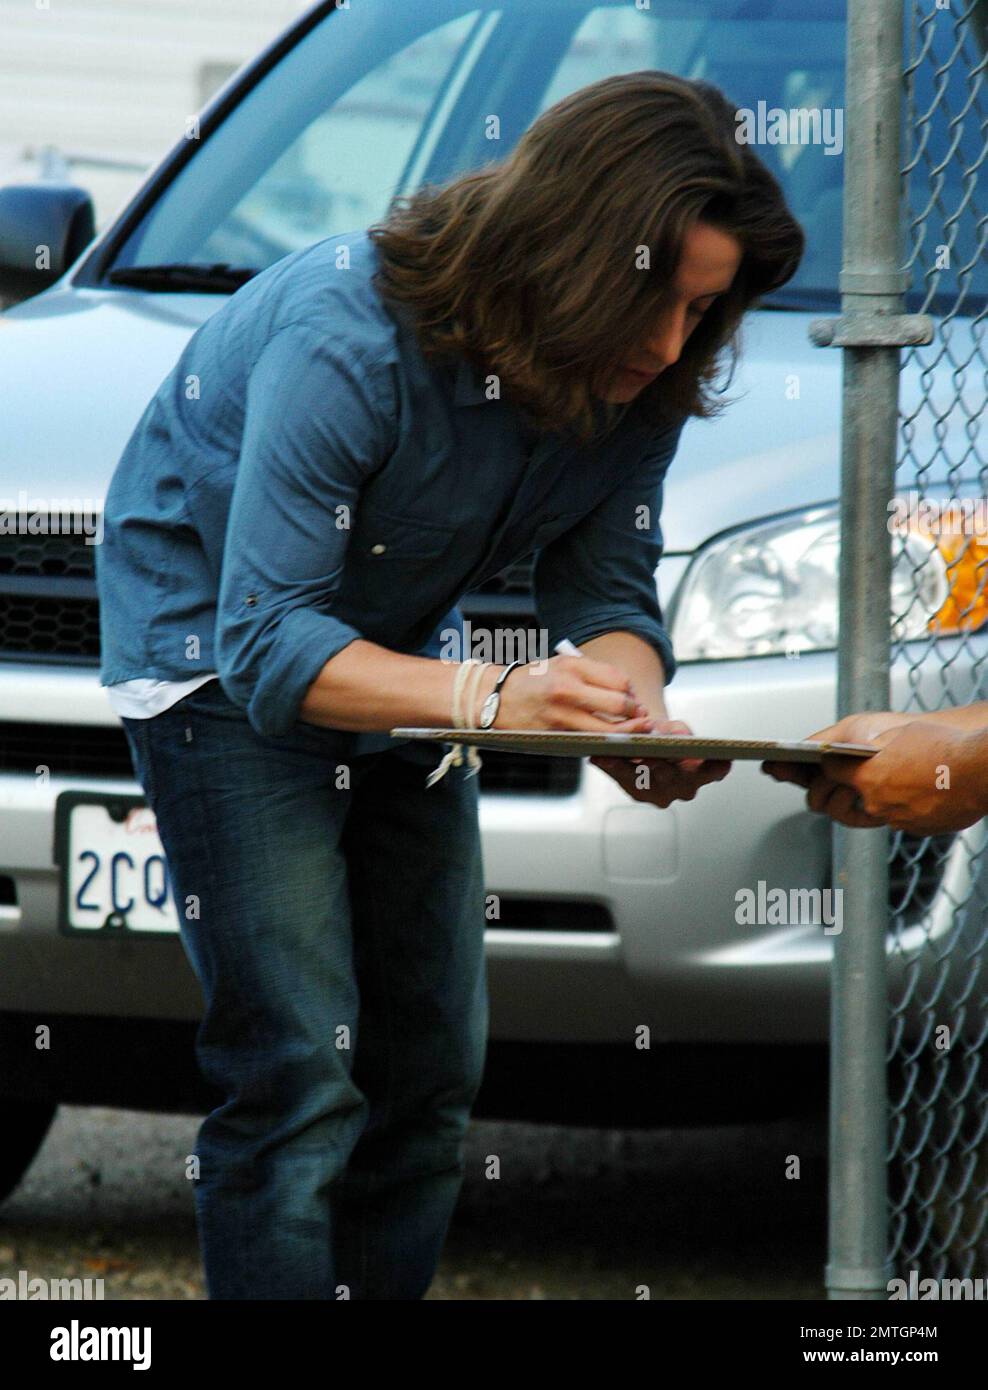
left=0, top=0, right=312, bottom=226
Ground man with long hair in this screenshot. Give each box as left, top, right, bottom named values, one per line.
left=98, top=71, right=804, bottom=1299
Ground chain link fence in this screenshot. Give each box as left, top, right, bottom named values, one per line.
left=886, top=0, right=987, bottom=1282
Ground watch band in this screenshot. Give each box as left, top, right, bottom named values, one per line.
left=478, top=659, right=524, bottom=729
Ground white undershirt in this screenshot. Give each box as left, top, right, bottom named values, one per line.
left=104, top=673, right=220, bottom=719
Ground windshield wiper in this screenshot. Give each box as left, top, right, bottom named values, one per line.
left=108, top=263, right=259, bottom=292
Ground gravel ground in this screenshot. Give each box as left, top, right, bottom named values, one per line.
left=0, top=1104, right=828, bottom=1300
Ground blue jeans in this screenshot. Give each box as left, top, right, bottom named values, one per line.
left=120, top=678, right=488, bottom=1300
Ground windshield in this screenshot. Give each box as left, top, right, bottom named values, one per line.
left=101, top=0, right=985, bottom=316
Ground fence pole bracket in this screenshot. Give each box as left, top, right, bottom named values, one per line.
left=809, top=314, right=935, bottom=348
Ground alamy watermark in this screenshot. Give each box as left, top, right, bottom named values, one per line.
left=50, top=1320, right=151, bottom=1370
left=735, top=101, right=844, bottom=156
left=735, top=880, right=843, bottom=934
left=888, top=491, right=988, bottom=538
left=0, top=1269, right=105, bottom=1299
left=438, top=619, right=550, bottom=670
left=0, top=493, right=103, bottom=545
left=888, top=1270, right=988, bottom=1300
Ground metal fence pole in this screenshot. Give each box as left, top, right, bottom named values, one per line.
left=822, top=0, right=910, bottom=1300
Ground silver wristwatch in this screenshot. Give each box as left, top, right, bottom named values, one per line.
left=478, top=660, right=524, bottom=729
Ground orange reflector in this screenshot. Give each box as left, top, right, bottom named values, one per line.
left=925, top=524, right=988, bottom=635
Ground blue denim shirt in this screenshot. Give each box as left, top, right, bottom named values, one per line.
left=97, top=230, right=684, bottom=752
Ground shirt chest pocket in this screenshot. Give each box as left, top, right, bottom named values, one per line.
left=353, top=505, right=459, bottom=562
left=341, top=505, right=462, bottom=627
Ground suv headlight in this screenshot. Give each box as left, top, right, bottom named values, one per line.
left=669, top=504, right=988, bottom=662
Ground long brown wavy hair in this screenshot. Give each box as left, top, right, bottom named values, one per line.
left=369, top=71, right=805, bottom=442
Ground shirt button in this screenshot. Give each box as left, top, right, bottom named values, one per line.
left=370, top=543, right=386, bottom=555
left=245, top=593, right=258, bottom=606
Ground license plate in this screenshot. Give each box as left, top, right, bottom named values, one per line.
left=54, top=791, right=181, bottom=936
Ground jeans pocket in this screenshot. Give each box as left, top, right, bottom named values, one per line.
left=175, top=677, right=251, bottom=724
left=120, top=716, right=158, bottom=806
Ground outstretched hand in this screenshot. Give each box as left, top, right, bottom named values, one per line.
left=762, top=713, right=988, bottom=834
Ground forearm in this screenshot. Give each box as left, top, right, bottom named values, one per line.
left=959, top=728, right=988, bottom=813
left=911, top=700, right=988, bottom=732
left=576, top=631, right=668, bottom=720
left=298, top=638, right=501, bottom=732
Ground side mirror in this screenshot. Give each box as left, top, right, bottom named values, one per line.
left=0, top=183, right=96, bottom=302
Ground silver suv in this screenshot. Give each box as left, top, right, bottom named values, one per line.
left=1, top=0, right=984, bottom=1198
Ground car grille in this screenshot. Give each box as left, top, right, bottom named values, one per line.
left=0, top=523, right=575, bottom=793
left=492, top=898, right=615, bottom=932
left=0, top=719, right=578, bottom=795
left=0, top=529, right=96, bottom=579
left=0, top=528, right=100, bottom=663
left=0, top=525, right=539, bottom=663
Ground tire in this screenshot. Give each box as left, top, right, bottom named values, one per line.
left=0, top=1100, right=57, bottom=1206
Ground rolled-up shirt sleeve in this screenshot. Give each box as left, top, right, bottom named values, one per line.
left=213, top=321, right=395, bottom=738
left=533, top=413, right=685, bottom=685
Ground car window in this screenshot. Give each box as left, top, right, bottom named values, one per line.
left=115, top=4, right=501, bottom=270
left=198, top=12, right=488, bottom=264
left=104, top=0, right=983, bottom=317
left=534, top=7, right=848, bottom=301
